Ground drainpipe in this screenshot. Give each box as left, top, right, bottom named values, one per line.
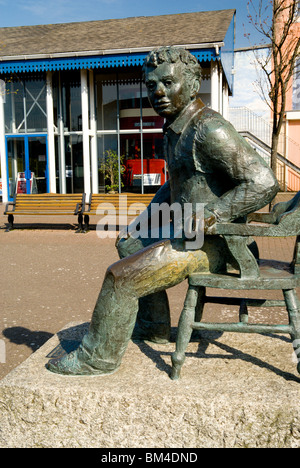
left=46, top=71, right=56, bottom=193
left=0, top=80, right=8, bottom=203
left=81, top=69, right=91, bottom=198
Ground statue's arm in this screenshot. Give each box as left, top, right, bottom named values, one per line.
left=115, top=180, right=170, bottom=247
left=196, top=119, right=279, bottom=223
left=145, top=180, right=171, bottom=213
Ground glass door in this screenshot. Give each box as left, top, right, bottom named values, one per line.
left=6, top=137, right=26, bottom=199
left=28, top=136, right=48, bottom=194
left=6, top=135, right=48, bottom=200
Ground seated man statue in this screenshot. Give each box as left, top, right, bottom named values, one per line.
left=47, top=46, right=279, bottom=376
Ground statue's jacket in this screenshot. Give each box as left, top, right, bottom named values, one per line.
left=162, top=98, right=279, bottom=223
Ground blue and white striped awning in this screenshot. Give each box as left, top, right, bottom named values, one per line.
left=0, top=49, right=218, bottom=74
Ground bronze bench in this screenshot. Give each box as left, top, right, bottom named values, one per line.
left=171, top=191, right=300, bottom=380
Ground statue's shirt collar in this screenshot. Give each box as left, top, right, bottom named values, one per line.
left=163, top=98, right=205, bottom=135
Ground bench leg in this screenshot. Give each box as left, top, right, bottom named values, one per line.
left=284, top=288, right=300, bottom=375
left=170, top=284, right=200, bottom=380
left=83, top=214, right=90, bottom=233
left=6, top=214, right=14, bottom=232
left=76, top=213, right=84, bottom=233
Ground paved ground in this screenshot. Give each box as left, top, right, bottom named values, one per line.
left=0, top=193, right=297, bottom=381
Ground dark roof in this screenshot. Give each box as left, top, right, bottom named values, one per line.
left=0, top=9, right=235, bottom=59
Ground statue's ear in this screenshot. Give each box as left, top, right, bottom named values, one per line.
left=190, top=78, right=200, bottom=98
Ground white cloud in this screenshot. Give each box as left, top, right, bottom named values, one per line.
left=230, top=49, right=270, bottom=120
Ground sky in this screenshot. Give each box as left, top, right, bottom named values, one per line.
left=230, top=48, right=270, bottom=118
left=0, top=0, right=266, bottom=49
left=0, top=0, right=271, bottom=118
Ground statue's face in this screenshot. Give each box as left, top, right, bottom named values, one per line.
left=145, top=62, right=196, bottom=122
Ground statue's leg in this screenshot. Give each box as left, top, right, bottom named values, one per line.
left=117, top=233, right=171, bottom=343
left=283, top=288, right=300, bottom=375
left=47, top=239, right=206, bottom=376
left=133, top=293, right=171, bottom=343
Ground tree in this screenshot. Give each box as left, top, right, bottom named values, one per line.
left=246, top=0, right=300, bottom=178
left=99, top=149, right=125, bottom=193
left=0, top=42, right=20, bottom=101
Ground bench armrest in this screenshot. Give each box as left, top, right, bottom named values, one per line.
left=4, top=202, right=15, bottom=214
left=207, top=222, right=274, bottom=237
left=247, top=212, right=277, bottom=224
left=74, top=194, right=86, bottom=214
left=83, top=194, right=92, bottom=213
left=75, top=202, right=83, bottom=214
left=207, top=217, right=299, bottom=237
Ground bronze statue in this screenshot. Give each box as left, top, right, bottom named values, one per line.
left=47, top=46, right=279, bottom=376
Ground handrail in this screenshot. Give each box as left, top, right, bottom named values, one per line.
left=239, top=131, right=300, bottom=174
left=229, top=107, right=300, bottom=155
left=229, top=107, right=300, bottom=191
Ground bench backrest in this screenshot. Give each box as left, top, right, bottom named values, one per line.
left=14, top=194, right=84, bottom=211
left=207, top=191, right=300, bottom=278
left=88, top=193, right=154, bottom=212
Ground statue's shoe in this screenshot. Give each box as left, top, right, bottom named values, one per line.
left=46, top=349, right=119, bottom=376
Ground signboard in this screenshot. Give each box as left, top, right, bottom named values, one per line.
left=16, top=172, right=27, bottom=194
left=125, top=159, right=166, bottom=187
left=16, top=172, right=38, bottom=194
left=0, top=179, right=2, bottom=196
left=133, top=173, right=161, bottom=186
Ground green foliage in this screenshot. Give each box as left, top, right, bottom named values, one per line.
left=0, top=76, right=20, bottom=101
left=99, top=150, right=125, bottom=193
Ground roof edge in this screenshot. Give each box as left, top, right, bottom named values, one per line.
left=0, top=42, right=224, bottom=63
left=0, top=9, right=236, bottom=32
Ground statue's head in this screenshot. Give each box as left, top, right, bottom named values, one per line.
left=143, top=46, right=202, bottom=122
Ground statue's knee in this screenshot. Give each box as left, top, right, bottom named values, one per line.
left=117, top=235, right=144, bottom=259
left=116, top=237, right=130, bottom=259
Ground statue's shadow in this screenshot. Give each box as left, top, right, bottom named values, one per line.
left=43, top=322, right=300, bottom=383
left=134, top=328, right=300, bottom=383
left=46, top=323, right=89, bottom=359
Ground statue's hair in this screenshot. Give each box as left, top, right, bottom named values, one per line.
left=142, top=46, right=202, bottom=84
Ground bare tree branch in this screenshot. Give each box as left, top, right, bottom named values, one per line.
left=247, top=0, right=300, bottom=179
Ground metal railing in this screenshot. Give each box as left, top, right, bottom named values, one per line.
left=228, top=107, right=300, bottom=191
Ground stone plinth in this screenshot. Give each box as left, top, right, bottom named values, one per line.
left=1, top=322, right=300, bottom=448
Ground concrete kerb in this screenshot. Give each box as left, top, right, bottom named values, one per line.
left=1, top=320, right=300, bottom=448
left=1, top=194, right=300, bottom=448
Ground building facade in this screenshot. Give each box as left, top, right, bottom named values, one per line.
left=275, top=0, right=300, bottom=190
left=0, top=10, right=235, bottom=202
left=285, top=1, right=300, bottom=190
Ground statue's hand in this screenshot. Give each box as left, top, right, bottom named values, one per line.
left=203, top=214, right=217, bottom=233
left=115, top=227, right=129, bottom=248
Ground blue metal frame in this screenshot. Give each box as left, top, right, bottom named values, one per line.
left=5, top=134, right=49, bottom=201
left=0, top=50, right=218, bottom=74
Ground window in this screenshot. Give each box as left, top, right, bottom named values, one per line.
left=295, top=0, right=300, bottom=19
left=293, top=58, right=300, bottom=110
left=95, top=71, right=118, bottom=131
left=94, top=68, right=165, bottom=194
left=4, top=74, right=47, bottom=133
left=61, top=71, right=82, bottom=132
left=97, top=134, right=118, bottom=193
